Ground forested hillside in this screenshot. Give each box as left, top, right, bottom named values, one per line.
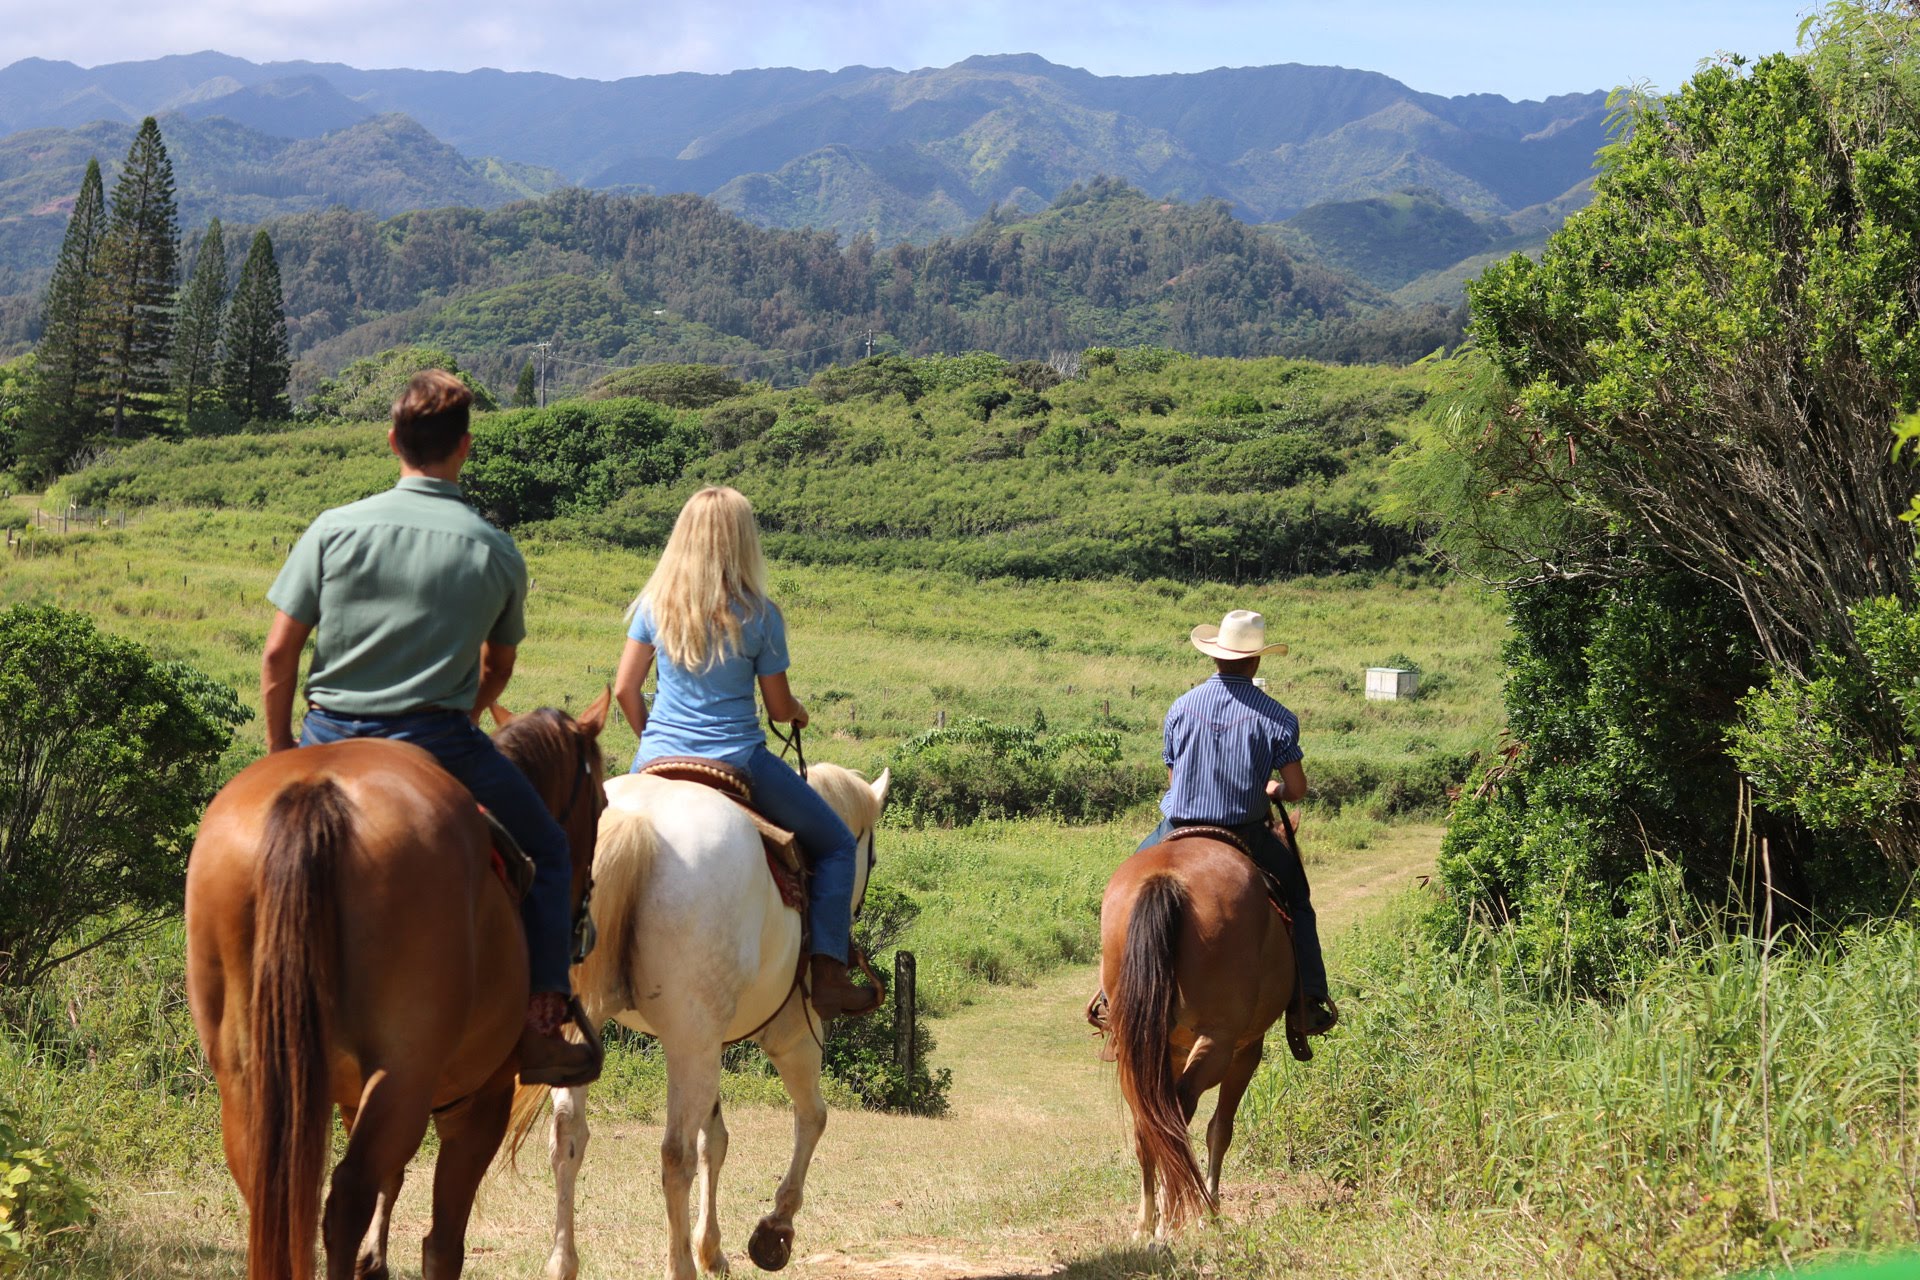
left=203, top=180, right=1454, bottom=396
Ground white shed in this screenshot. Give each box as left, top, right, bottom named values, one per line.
left=1365, top=667, right=1419, bottom=701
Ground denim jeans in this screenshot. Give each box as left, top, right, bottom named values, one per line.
left=739, top=745, right=858, bottom=964
left=1138, top=814, right=1328, bottom=1000
left=300, top=707, right=574, bottom=994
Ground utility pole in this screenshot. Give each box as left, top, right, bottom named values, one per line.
left=536, top=340, right=551, bottom=408
left=865, top=329, right=874, bottom=360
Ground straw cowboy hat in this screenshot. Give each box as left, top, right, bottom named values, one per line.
left=1190, top=609, right=1288, bottom=660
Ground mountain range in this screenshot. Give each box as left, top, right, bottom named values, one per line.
left=0, top=50, right=1605, bottom=249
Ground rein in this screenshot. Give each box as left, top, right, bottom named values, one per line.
left=767, top=718, right=808, bottom=780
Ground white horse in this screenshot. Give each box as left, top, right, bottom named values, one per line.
left=513, top=761, right=889, bottom=1280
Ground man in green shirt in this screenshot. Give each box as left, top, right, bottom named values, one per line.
left=262, top=369, right=598, bottom=1087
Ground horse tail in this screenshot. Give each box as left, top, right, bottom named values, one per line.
left=503, top=1080, right=551, bottom=1167
left=1111, top=872, right=1211, bottom=1225
left=503, top=803, right=656, bottom=1165
left=247, top=776, right=350, bottom=1280
left=573, top=804, right=656, bottom=1015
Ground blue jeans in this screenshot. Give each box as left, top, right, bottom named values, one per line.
left=740, top=746, right=858, bottom=965
left=300, top=708, right=574, bottom=995
left=1138, top=815, right=1328, bottom=1001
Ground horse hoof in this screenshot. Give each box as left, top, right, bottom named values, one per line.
left=747, top=1220, right=793, bottom=1271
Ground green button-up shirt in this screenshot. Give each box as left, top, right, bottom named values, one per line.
left=268, top=476, right=528, bottom=716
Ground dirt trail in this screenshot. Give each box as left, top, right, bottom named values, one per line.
left=422, top=825, right=1441, bottom=1279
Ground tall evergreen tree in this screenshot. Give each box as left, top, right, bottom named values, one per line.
left=221, top=230, right=291, bottom=422
left=98, top=117, right=179, bottom=438
left=171, top=219, right=228, bottom=431
left=512, top=359, right=537, bottom=408
left=18, top=159, right=108, bottom=482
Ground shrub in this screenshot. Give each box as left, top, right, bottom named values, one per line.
left=464, top=399, right=702, bottom=526
left=0, top=1107, right=91, bottom=1268
left=1007, top=360, right=1062, bottom=392
left=584, top=363, right=744, bottom=409
left=703, top=404, right=776, bottom=451
left=963, top=386, right=1013, bottom=423
left=820, top=882, right=951, bottom=1115
left=886, top=718, right=1158, bottom=825
left=810, top=356, right=927, bottom=406
left=916, top=351, right=1009, bottom=391
left=303, top=345, right=497, bottom=420
left=0, top=606, right=248, bottom=988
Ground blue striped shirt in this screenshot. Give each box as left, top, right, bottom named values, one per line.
left=1159, top=675, right=1304, bottom=825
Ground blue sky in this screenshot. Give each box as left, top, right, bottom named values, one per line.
left=11, top=0, right=1814, bottom=100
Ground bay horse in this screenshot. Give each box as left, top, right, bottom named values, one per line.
left=1096, top=832, right=1297, bottom=1241
left=512, top=761, right=889, bottom=1280
left=184, top=692, right=609, bottom=1280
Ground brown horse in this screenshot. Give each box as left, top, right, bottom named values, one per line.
left=185, top=693, right=608, bottom=1280
left=1096, top=834, right=1296, bottom=1241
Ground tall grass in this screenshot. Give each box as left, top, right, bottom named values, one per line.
left=1236, top=896, right=1920, bottom=1277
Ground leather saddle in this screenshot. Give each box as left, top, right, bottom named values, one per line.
left=638, top=756, right=806, bottom=909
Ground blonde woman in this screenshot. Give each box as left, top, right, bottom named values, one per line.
left=612, top=486, right=880, bottom=1019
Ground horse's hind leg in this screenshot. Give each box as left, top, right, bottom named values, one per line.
left=336, top=1104, right=404, bottom=1280
left=662, top=1041, right=724, bottom=1280
left=1203, top=1042, right=1263, bottom=1209
left=354, top=1168, right=404, bottom=1279
left=694, top=1099, right=730, bottom=1275
left=323, top=1073, right=434, bottom=1280
left=545, top=1084, right=590, bottom=1280
left=1133, top=1142, right=1158, bottom=1243
left=421, top=1071, right=516, bottom=1280
left=748, top=1005, right=828, bottom=1272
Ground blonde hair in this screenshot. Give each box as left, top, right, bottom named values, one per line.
left=630, top=487, right=769, bottom=672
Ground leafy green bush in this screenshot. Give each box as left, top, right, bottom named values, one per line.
left=0, top=606, right=248, bottom=988
left=585, top=363, right=743, bottom=408
left=886, top=718, right=1158, bottom=825
left=702, top=404, right=776, bottom=450
left=303, top=345, right=497, bottom=420
left=916, top=352, right=1009, bottom=391
left=820, top=882, right=951, bottom=1115
left=464, top=399, right=702, bottom=526
left=0, top=1107, right=91, bottom=1269
left=810, top=355, right=926, bottom=406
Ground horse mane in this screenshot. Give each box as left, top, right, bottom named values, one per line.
left=494, top=708, right=584, bottom=800
left=808, top=763, right=880, bottom=834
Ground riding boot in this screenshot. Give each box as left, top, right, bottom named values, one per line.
left=809, top=955, right=882, bottom=1019
left=517, top=992, right=603, bottom=1087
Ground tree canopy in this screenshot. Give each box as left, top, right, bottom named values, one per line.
left=1402, top=1, right=1920, bottom=975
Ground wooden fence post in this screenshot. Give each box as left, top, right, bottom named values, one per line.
left=892, top=950, right=917, bottom=1093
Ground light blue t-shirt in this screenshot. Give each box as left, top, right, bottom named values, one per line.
left=629, top=598, right=789, bottom=766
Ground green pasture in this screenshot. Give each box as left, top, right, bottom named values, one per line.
left=0, top=499, right=1504, bottom=817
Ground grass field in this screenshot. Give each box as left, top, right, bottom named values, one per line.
left=0, top=495, right=1505, bottom=817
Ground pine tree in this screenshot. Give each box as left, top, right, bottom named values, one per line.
left=512, top=359, right=537, bottom=408
left=171, top=219, right=228, bottom=431
left=98, top=117, right=180, bottom=438
left=18, top=159, right=108, bottom=482
left=221, top=230, right=291, bottom=422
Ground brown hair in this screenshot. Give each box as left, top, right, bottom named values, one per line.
left=391, top=369, right=473, bottom=465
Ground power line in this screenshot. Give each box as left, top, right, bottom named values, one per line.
left=541, top=331, right=868, bottom=380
